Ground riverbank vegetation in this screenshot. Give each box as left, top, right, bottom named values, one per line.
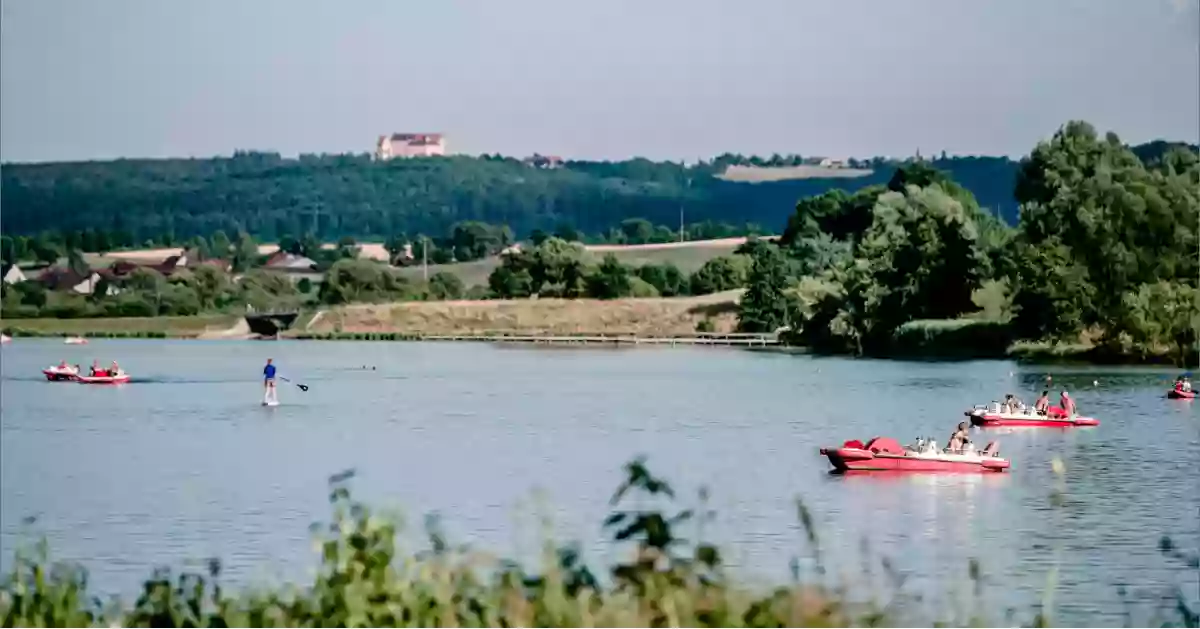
left=0, top=314, right=237, bottom=338
left=730, top=121, right=1199, bottom=366
left=0, top=235, right=752, bottom=322
left=2, top=459, right=1195, bottom=627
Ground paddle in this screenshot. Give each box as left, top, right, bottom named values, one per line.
left=278, top=376, right=309, bottom=392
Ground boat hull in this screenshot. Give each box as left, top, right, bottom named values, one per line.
left=966, top=410, right=1098, bottom=427
left=819, top=447, right=1009, bottom=473
left=77, top=374, right=131, bottom=385
left=1167, top=389, right=1195, bottom=399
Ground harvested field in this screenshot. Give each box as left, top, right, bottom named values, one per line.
left=717, top=164, right=874, bottom=182
left=308, top=291, right=744, bottom=337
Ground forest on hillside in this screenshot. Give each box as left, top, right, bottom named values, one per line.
left=2, top=138, right=1184, bottom=245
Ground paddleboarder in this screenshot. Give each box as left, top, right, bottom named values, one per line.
left=263, top=358, right=277, bottom=398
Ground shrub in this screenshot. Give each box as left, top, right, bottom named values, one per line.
left=627, top=276, right=659, bottom=298
left=427, top=271, right=465, bottom=300
left=689, top=255, right=749, bottom=295
left=888, top=319, right=1014, bottom=358
left=635, top=263, right=689, bottom=297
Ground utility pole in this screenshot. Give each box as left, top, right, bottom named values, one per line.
left=679, top=176, right=691, bottom=243
left=422, top=235, right=428, bottom=281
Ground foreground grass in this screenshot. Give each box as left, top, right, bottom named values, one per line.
left=2, top=459, right=1195, bottom=627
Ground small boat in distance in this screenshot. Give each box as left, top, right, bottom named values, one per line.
left=42, top=364, right=80, bottom=381
left=64, top=336, right=88, bottom=345
left=966, top=403, right=1099, bottom=427
left=819, top=436, right=1010, bottom=473
left=1168, top=389, right=1195, bottom=399
left=0, top=333, right=11, bottom=344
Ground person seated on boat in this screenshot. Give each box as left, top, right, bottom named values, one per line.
left=1034, top=390, right=1050, bottom=413
left=1183, top=378, right=1193, bottom=393
left=110, top=361, right=121, bottom=376
left=947, top=422, right=972, bottom=453
left=1060, top=391, right=1076, bottom=417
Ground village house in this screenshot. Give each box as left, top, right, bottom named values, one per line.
left=262, top=251, right=321, bottom=284
left=374, top=133, right=446, bottom=160
left=37, top=267, right=106, bottom=295
left=2, top=263, right=26, bottom=285
left=818, top=157, right=848, bottom=169
left=105, top=248, right=230, bottom=279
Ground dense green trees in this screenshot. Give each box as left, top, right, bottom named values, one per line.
left=484, top=238, right=754, bottom=301
left=748, top=121, right=1199, bottom=364
left=318, top=259, right=418, bottom=305
left=736, top=245, right=792, bottom=333
left=1009, top=122, right=1199, bottom=360
left=0, top=150, right=1060, bottom=247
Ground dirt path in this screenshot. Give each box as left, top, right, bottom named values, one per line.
left=306, top=310, right=327, bottom=331
left=197, top=319, right=252, bottom=340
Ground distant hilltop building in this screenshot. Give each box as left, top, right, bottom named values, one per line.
left=523, top=153, right=564, bottom=169
left=375, top=133, right=446, bottom=160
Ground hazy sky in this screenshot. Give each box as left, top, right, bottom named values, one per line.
left=2, top=0, right=1198, bottom=163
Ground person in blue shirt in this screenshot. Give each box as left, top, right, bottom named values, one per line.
left=263, top=358, right=277, bottom=396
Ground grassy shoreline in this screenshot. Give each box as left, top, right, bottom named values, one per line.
left=3, top=307, right=1193, bottom=367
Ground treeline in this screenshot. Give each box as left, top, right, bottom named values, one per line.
left=486, top=237, right=752, bottom=301
left=728, top=121, right=1199, bottom=364
left=0, top=217, right=761, bottom=268
left=0, top=151, right=1041, bottom=245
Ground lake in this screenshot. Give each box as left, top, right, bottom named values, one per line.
left=1, top=339, right=1196, bottom=625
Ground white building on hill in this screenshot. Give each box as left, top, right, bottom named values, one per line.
left=375, top=133, right=446, bottom=160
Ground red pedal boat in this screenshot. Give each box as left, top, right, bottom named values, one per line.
left=76, top=372, right=131, bottom=384
left=1167, top=388, right=1195, bottom=399
left=819, top=437, right=1010, bottom=473
left=966, top=403, right=1099, bottom=427
left=42, top=365, right=80, bottom=381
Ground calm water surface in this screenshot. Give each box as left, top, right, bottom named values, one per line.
left=1, top=339, right=1197, bottom=625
